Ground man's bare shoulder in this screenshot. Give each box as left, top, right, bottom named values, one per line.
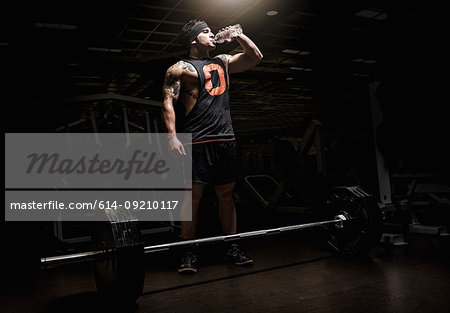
left=215, top=54, right=232, bottom=65
left=166, top=60, right=196, bottom=75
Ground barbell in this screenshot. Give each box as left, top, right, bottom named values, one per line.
left=40, top=186, right=384, bottom=305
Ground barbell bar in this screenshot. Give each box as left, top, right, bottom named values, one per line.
left=145, top=215, right=348, bottom=253
left=40, top=215, right=347, bottom=266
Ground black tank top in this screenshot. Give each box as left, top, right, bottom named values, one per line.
left=177, top=57, right=235, bottom=143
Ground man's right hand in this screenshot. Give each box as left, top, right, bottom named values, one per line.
left=168, top=136, right=186, bottom=157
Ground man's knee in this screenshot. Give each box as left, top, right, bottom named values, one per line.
left=191, top=184, right=205, bottom=208
left=215, top=188, right=233, bottom=201
left=216, top=191, right=235, bottom=210
left=192, top=196, right=202, bottom=208
left=215, top=182, right=235, bottom=199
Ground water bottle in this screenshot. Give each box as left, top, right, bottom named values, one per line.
left=214, top=24, right=243, bottom=44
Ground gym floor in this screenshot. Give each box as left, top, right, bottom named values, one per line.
left=1, top=220, right=450, bottom=313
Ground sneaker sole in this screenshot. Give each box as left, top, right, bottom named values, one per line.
left=178, top=267, right=198, bottom=273
left=234, top=259, right=254, bottom=266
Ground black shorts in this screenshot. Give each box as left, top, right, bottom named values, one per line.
left=186, top=140, right=243, bottom=185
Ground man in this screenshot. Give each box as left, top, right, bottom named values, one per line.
left=161, top=20, right=263, bottom=273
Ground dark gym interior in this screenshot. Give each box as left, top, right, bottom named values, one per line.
left=1, top=1, right=449, bottom=312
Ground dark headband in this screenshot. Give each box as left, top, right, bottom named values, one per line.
left=187, top=21, right=209, bottom=44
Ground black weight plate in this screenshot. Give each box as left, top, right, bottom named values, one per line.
left=92, top=221, right=145, bottom=304
left=324, top=186, right=384, bottom=254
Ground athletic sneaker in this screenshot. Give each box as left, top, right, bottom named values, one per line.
left=226, top=244, right=253, bottom=266
left=178, top=251, right=198, bottom=273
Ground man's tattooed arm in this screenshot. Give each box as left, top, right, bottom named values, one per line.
left=162, top=64, right=182, bottom=134
left=163, top=65, right=181, bottom=100
left=216, top=54, right=232, bottom=66
left=177, top=60, right=196, bottom=73
left=174, top=61, right=198, bottom=100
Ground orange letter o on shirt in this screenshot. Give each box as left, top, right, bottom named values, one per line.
left=203, top=64, right=226, bottom=96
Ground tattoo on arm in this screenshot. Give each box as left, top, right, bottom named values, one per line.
left=163, top=66, right=180, bottom=100
left=163, top=61, right=197, bottom=100
left=178, top=61, right=196, bottom=73
left=217, top=54, right=232, bottom=64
